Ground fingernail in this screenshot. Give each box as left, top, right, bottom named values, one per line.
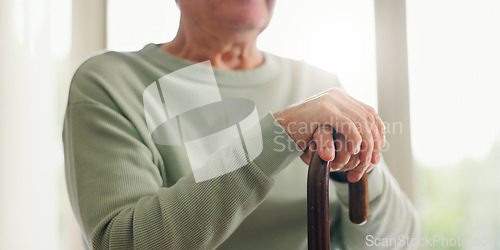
left=354, top=146, right=360, bottom=154
left=348, top=174, right=359, bottom=183
left=332, top=164, right=344, bottom=171
left=324, top=148, right=335, bottom=161
left=360, top=155, right=369, bottom=164
left=326, top=147, right=335, bottom=155
left=367, top=165, right=377, bottom=174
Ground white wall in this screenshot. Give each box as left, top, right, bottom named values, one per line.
left=0, top=0, right=59, bottom=249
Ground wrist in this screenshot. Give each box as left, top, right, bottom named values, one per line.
left=273, top=111, right=308, bottom=150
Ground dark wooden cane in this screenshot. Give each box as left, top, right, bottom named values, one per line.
left=307, top=151, right=331, bottom=250
left=307, top=151, right=369, bottom=250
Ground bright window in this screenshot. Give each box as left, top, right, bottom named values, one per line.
left=407, top=0, right=500, bottom=247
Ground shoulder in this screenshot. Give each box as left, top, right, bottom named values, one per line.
left=73, top=50, right=141, bottom=81
left=68, top=50, right=146, bottom=105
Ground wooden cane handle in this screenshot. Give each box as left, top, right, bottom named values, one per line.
left=307, top=152, right=370, bottom=249
left=307, top=151, right=330, bottom=250
left=349, top=174, right=369, bottom=225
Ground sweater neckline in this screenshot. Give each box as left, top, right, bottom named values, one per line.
left=139, top=43, right=279, bottom=88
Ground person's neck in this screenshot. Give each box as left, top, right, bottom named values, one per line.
left=160, top=21, right=264, bottom=70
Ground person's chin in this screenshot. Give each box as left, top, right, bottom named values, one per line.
left=229, top=11, right=268, bottom=30
left=228, top=21, right=267, bottom=33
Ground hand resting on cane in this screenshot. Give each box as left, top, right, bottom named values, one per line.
left=274, top=88, right=384, bottom=183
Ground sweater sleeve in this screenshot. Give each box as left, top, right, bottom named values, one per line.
left=63, top=98, right=302, bottom=249
left=330, top=160, right=421, bottom=249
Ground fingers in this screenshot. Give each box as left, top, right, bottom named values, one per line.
left=304, top=128, right=378, bottom=183
left=275, top=87, right=384, bottom=164
left=352, top=98, right=385, bottom=146
left=300, top=142, right=316, bottom=165
left=330, top=133, right=350, bottom=171
left=340, top=94, right=383, bottom=164
left=337, top=153, right=360, bottom=172
left=340, top=100, right=375, bottom=164
left=365, top=164, right=375, bottom=174
left=358, top=115, right=380, bottom=165
left=322, top=89, right=382, bottom=161
left=320, top=111, right=362, bottom=155
left=356, top=117, right=374, bottom=164
left=330, top=148, right=377, bottom=183
left=350, top=98, right=384, bottom=163
left=335, top=104, right=374, bottom=165
left=370, top=125, right=381, bottom=164
left=347, top=163, right=371, bottom=183
left=313, top=126, right=335, bottom=162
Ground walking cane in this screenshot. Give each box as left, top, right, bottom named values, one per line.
left=307, top=137, right=369, bottom=249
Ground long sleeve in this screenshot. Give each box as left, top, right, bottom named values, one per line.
left=331, top=160, right=420, bottom=249
left=63, top=99, right=301, bottom=249
left=63, top=46, right=419, bottom=250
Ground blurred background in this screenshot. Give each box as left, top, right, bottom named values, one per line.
left=1, top=0, right=499, bottom=249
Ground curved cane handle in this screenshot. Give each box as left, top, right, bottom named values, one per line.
left=348, top=174, right=369, bottom=225
left=307, top=151, right=331, bottom=250
left=307, top=151, right=369, bottom=249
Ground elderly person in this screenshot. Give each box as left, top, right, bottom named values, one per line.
left=63, top=0, right=419, bottom=249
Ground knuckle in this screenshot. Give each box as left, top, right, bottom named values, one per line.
left=363, top=139, right=374, bottom=148
left=327, top=91, right=337, bottom=100
left=365, top=113, right=375, bottom=123
left=353, top=132, right=363, bottom=142
left=376, top=116, right=384, bottom=126
left=353, top=114, right=366, bottom=124
left=336, top=153, right=350, bottom=164
left=365, top=105, right=377, bottom=114
left=312, top=131, right=320, bottom=140
left=318, top=97, right=335, bottom=111
left=346, top=126, right=362, bottom=141
left=330, top=164, right=342, bottom=171
left=346, top=164, right=358, bottom=171
left=318, top=101, right=331, bottom=114
left=317, top=96, right=328, bottom=106
left=358, top=124, right=371, bottom=135
left=329, top=87, right=344, bottom=95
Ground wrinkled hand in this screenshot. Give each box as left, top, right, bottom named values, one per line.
left=274, top=88, right=384, bottom=181
left=305, top=132, right=376, bottom=182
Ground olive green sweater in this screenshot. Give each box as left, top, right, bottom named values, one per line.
left=63, top=44, right=419, bottom=250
